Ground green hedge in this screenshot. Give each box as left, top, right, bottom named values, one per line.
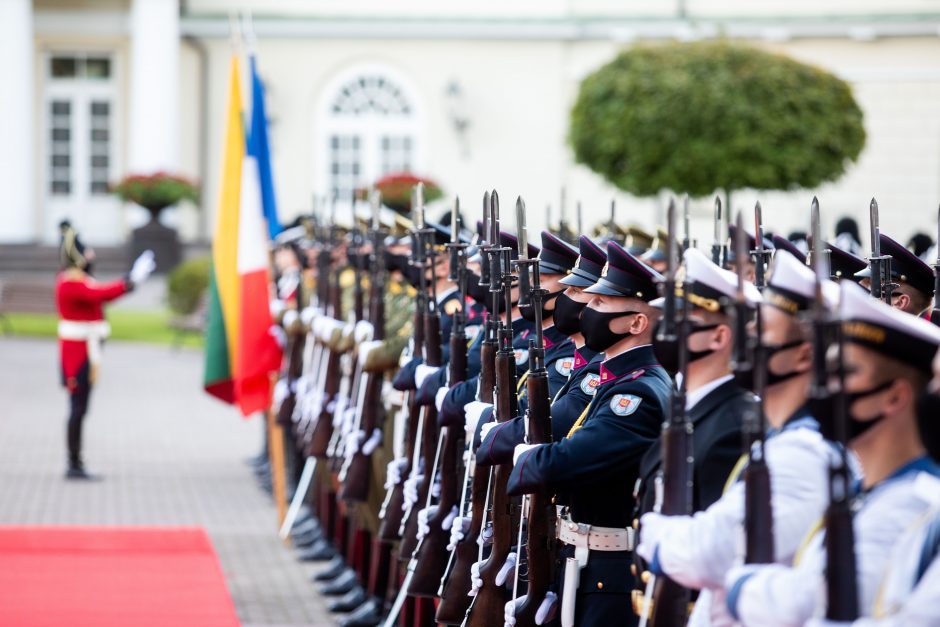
left=569, top=41, right=866, bottom=197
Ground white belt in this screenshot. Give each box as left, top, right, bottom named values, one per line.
left=58, top=320, right=111, bottom=366
left=557, top=516, right=635, bottom=552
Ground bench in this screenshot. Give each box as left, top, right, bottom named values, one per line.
left=0, top=281, right=57, bottom=335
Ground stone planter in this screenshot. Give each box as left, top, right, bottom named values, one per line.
left=129, top=203, right=181, bottom=273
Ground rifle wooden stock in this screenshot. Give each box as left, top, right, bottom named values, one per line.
left=511, top=368, right=554, bottom=627
left=647, top=423, right=693, bottom=626
left=400, top=310, right=443, bottom=558
left=436, top=334, right=497, bottom=624
left=465, top=347, right=516, bottom=627
left=339, top=375, right=383, bottom=502
left=307, top=268, right=344, bottom=458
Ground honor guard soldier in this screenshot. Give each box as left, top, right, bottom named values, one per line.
left=56, top=222, right=155, bottom=479
left=636, top=250, right=841, bottom=626
left=507, top=241, right=670, bottom=627
left=625, top=225, right=655, bottom=256
left=826, top=240, right=868, bottom=282
left=855, top=233, right=935, bottom=316
left=772, top=234, right=808, bottom=265
left=642, top=228, right=670, bottom=274
left=726, top=281, right=940, bottom=626
left=633, top=249, right=761, bottom=588
left=476, top=234, right=606, bottom=463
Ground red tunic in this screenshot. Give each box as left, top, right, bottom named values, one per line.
left=55, top=270, right=129, bottom=391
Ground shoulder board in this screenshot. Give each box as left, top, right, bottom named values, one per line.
left=625, top=369, right=645, bottom=382
left=339, top=268, right=355, bottom=289
left=443, top=299, right=462, bottom=316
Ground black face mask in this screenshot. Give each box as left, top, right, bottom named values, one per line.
left=519, top=289, right=563, bottom=323
left=580, top=307, right=638, bottom=353
left=651, top=319, right=721, bottom=376
left=733, top=339, right=807, bottom=390
left=553, top=291, right=588, bottom=337
left=464, top=271, right=507, bottom=314
left=817, top=379, right=896, bottom=443
left=915, top=390, right=940, bottom=462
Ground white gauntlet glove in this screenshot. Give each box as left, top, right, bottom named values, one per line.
left=269, top=324, right=288, bottom=348
left=469, top=561, right=484, bottom=596
left=300, top=306, right=319, bottom=328
left=361, top=428, right=382, bottom=455
left=414, top=364, right=439, bottom=388
left=273, top=378, right=290, bottom=405
left=282, top=309, right=299, bottom=329
left=385, top=457, right=408, bottom=489
left=417, top=505, right=438, bottom=541
left=513, top=443, right=540, bottom=466
left=354, top=320, right=374, bottom=343
left=466, top=401, right=494, bottom=438
left=270, top=298, right=286, bottom=318
left=404, top=473, right=424, bottom=509
left=480, top=420, right=498, bottom=443
left=357, top=340, right=383, bottom=365
left=129, top=250, right=156, bottom=284
left=435, top=386, right=448, bottom=412
left=495, top=552, right=517, bottom=586
left=447, top=515, right=472, bottom=551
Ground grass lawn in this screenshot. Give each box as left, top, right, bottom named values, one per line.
left=1, top=309, right=204, bottom=348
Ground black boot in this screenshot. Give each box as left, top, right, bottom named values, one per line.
left=319, top=569, right=359, bottom=596
left=327, top=586, right=367, bottom=612
left=339, top=597, right=383, bottom=626
left=312, top=556, right=348, bottom=582
left=296, top=538, right=337, bottom=562
left=65, top=457, right=99, bottom=481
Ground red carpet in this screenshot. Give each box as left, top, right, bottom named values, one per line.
left=0, top=526, right=241, bottom=627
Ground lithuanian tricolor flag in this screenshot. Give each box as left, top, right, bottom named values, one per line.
left=203, top=55, right=282, bottom=416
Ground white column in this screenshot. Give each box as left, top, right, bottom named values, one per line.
left=0, top=0, right=34, bottom=242
left=128, top=0, right=180, bottom=173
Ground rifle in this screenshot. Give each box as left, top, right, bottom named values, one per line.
left=751, top=202, right=772, bottom=291
left=736, top=210, right=775, bottom=565
left=307, top=230, right=346, bottom=458
left=339, top=190, right=387, bottom=502
left=711, top=196, right=725, bottom=266
left=436, top=192, right=500, bottom=624
left=557, top=187, right=575, bottom=244
left=681, top=195, right=691, bottom=253
left=810, top=198, right=859, bottom=620
left=868, top=198, right=897, bottom=304
left=932, top=204, right=940, bottom=327
left=465, top=191, right=519, bottom=627
left=408, top=198, right=463, bottom=596
left=505, top=198, right=556, bottom=627
left=638, top=199, right=693, bottom=626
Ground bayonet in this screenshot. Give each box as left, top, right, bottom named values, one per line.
left=370, top=188, right=381, bottom=232
left=682, top=195, right=691, bottom=253
left=516, top=197, right=529, bottom=260
left=576, top=201, right=583, bottom=240
left=711, top=196, right=724, bottom=266
left=415, top=182, right=425, bottom=229
left=451, top=196, right=460, bottom=243
left=753, top=201, right=769, bottom=291
left=810, top=197, right=830, bottom=283
left=932, top=205, right=940, bottom=326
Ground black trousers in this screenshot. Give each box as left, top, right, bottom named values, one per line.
left=67, top=384, right=92, bottom=466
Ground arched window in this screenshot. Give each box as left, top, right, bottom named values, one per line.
left=316, top=66, right=423, bottom=211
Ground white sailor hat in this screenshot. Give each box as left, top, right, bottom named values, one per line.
left=840, top=280, right=940, bottom=373
left=653, top=248, right=760, bottom=313
left=764, top=250, right=839, bottom=315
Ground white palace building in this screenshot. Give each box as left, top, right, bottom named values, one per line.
left=5, top=0, right=940, bottom=247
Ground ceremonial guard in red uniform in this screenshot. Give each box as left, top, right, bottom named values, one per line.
left=56, top=221, right=155, bottom=479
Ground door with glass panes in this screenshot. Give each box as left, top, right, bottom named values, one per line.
left=43, top=53, right=122, bottom=244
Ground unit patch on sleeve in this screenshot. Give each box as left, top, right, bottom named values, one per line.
left=514, top=348, right=529, bottom=366
left=554, top=358, right=574, bottom=377
left=580, top=373, right=601, bottom=396
left=609, top=394, right=642, bottom=416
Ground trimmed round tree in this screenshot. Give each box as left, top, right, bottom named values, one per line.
left=569, top=41, right=866, bottom=198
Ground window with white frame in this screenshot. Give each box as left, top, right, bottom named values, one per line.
left=319, top=71, right=421, bottom=209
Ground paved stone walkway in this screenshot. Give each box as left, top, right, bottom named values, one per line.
left=0, top=337, right=336, bottom=627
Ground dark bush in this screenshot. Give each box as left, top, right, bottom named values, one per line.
left=166, top=257, right=211, bottom=315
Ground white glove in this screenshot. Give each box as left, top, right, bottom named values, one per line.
left=273, top=378, right=290, bottom=405
left=269, top=324, right=287, bottom=348
left=431, top=477, right=441, bottom=500
left=417, top=505, right=438, bottom=541
left=332, top=396, right=349, bottom=429
left=480, top=419, right=498, bottom=443
left=354, top=320, right=374, bottom=343
left=495, top=552, right=517, bottom=586
left=385, top=457, right=408, bottom=489
left=447, top=515, right=471, bottom=551
left=404, top=473, right=424, bottom=508
left=357, top=339, right=383, bottom=364
left=361, top=428, right=383, bottom=455
left=479, top=522, right=494, bottom=546
left=270, top=299, right=287, bottom=318
left=344, top=429, right=365, bottom=456
left=505, top=597, right=521, bottom=627
left=341, top=321, right=355, bottom=341
left=805, top=621, right=852, bottom=627
left=465, top=401, right=493, bottom=436
left=129, top=249, right=156, bottom=284
left=469, top=561, right=484, bottom=596
left=513, top=443, right=540, bottom=466
left=300, top=306, right=319, bottom=327
left=341, top=406, right=357, bottom=435
left=312, top=316, right=325, bottom=339
left=414, top=364, right=439, bottom=388
left=282, top=309, right=299, bottom=328
left=536, top=591, right=558, bottom=624
left=435, top=387, right=448, bottom=412
left=635, top=512, right=665, bottom=563
left=441, top=504, right=458, bottom=532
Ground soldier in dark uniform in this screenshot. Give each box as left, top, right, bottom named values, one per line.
left=855, top=233, right=935, bottom=317
left=507, top=241, right=670, bottom=627
left=476, top=234, right=605, bottom=463
left=632, top=248, right=760, bottom=611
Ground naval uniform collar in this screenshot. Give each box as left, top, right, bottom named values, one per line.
left=598, top=344, right=657, bottom=386
left=768, top=403, right=818, bottom=438
left=437, top=286, right=459, bottom=306
left=685, top=373, right=735, bottom=411
left=573, top=346, right=598, bottom=370
left=543, top=325, right=569, bottom=349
